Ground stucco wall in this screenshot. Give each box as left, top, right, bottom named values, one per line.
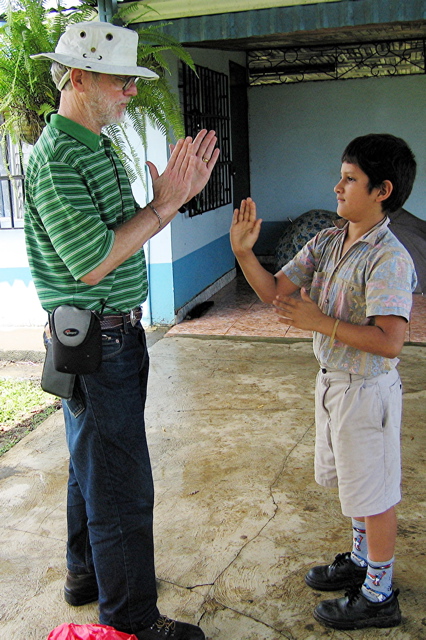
left=249, top=74, right=426, bottom=225
left=166, top=48, right=246, bottom=312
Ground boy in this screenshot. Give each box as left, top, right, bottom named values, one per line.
left=230, top=134, right=417, bottom=630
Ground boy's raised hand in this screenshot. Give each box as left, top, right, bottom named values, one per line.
left=230, top=197, right=262, bottom=257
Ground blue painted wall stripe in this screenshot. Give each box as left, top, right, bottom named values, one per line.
left=146, top=261, right=175, bottom=324
left=173, top=234, right=235, bottom=310
left=0, top=237, right=236, bottom=325
left=0, top=267, right=33, bottom=286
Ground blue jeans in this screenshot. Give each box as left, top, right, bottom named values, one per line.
left=62, top=323, right=159, bottom=633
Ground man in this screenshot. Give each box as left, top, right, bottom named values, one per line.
left=25, top=21, right=219, bottom=640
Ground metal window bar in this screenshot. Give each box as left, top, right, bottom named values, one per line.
left=181, top=63, right=232, bottom=217
left=248, top=38, right=426, bottom=86
left=0, top=137, right=25, bottom=229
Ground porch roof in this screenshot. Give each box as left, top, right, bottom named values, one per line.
left=122, top=0, right=340, bottom=22
left=125, top=0, right=426, bottom=51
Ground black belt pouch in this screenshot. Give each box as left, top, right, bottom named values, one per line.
left=41, top=341, right=75, bottom=400
left=51, top=305, right=102, bottom=374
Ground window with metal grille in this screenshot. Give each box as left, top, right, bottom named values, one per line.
left=0, top=136, right=26, bottom=229
left=248, top=39, right=426, bottom=86
left=180, top=63, right=232, bottom=217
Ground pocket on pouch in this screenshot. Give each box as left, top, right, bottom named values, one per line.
left=41, top=341, right=76, bottom=400
left=51, top=306, right=102, bottom=374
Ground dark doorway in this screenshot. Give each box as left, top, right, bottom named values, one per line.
left=229, top=62, right=251, bottom=210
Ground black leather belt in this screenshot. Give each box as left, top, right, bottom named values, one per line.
left=100, top=308, right=142, bottom=329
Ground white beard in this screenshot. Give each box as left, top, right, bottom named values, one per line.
left=89, top=81, right=127, bottom=129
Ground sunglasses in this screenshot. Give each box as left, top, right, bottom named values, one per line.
left=112, top=75, right=140, bottom=92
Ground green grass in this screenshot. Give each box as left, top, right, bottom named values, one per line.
left=0, top=378, right=60, bottom=456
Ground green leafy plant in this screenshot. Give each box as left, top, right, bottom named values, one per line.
left=108, top=4, right=196, bottom=182
left=0, top=0, right=194, bottom=183
left=0, top=0, right=95, bottom=145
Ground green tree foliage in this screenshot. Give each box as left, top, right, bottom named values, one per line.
left=0, top=0, right=195, bottom=182
left=0, top=0, right=95, bottom=144
left=108, top=4, right=196, bottom=182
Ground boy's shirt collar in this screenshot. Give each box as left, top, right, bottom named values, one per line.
left=48, top=113, right=104, bottom=152
left=334, top=215, right=390, bottom=245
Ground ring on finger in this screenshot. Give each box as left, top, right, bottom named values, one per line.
left=202, top=157, right=209, bottom=163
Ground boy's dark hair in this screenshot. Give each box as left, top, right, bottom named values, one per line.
left=341, top=133, right=416, bottom=213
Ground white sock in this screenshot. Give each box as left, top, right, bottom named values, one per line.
left=362, top=556, right=394, bottom=602
left=350, top=518, right=368, bottom=567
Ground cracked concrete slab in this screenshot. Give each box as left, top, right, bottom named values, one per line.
left=0, top=337, right=425, bottom=640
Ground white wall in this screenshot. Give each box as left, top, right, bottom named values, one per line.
left=130, top=122, right=174, bottom=325
left=167, top=48, right=247, bottom=262
left=249, top=74, right=426, bottom=222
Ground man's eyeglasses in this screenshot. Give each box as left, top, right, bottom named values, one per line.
left=112, top=75, right=139, bottom=92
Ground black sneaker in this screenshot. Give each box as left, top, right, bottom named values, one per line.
left=64, top=570, right=99, bottom=606
left=313, top=586, right=402, bottom=630
left=136, top=615, right=205, bottom=639
left=305, top=552, right=367, bottom=591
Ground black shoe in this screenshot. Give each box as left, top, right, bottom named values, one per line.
left=136, top=615, right=205, bottom=639
left=305, top=552, right=367, bottom=591
left=64, top=570, right=99, bottom=606
left=313, top=586, right=402, bottom=630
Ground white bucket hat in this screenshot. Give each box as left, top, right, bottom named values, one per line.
left=31, top=21, right=159, bottom=83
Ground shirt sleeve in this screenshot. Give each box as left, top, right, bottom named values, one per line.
left=281, top=230, right=332, bottom=288
left=32, top=161, right=115, bottom=281
left=365, top=245, right=417, bottom=321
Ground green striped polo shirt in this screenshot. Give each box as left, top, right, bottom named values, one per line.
left=24, top=113, right=148, bottom=313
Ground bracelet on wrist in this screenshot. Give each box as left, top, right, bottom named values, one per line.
left=329, top=318, right=340, bottom=348
left=147, top=202, right=163, bottom=229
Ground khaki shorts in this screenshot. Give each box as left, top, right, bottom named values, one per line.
left=315, top=367, right=402, bottom=517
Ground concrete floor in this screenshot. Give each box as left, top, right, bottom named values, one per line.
left=0, top=334, right=425, bottom=640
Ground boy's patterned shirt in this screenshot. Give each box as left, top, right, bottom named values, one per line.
left=282, top=218, right=417, bottom=376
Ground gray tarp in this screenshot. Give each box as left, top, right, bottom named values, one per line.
left=389, top=208, right=426, bottom=294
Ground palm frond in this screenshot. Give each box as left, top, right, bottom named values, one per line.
left=0, top=0, right=193, bottom=185
left=113, top=1, right=159, bottom=26
left=105, top=123, right=140, bottom=184
left=0, top=0, right=98, bottom=146
left=136, top=25, right=195, bottom=71
left=107, top=121, right=149, bottom=186
left=105, top=9, right=194, bottom=182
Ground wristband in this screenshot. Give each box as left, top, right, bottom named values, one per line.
left=147, top=202, right=163, bottom=229
left=329, top=318, right=340, bottom=348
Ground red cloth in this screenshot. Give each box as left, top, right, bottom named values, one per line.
left=47, top=623, right=138, bottom=640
